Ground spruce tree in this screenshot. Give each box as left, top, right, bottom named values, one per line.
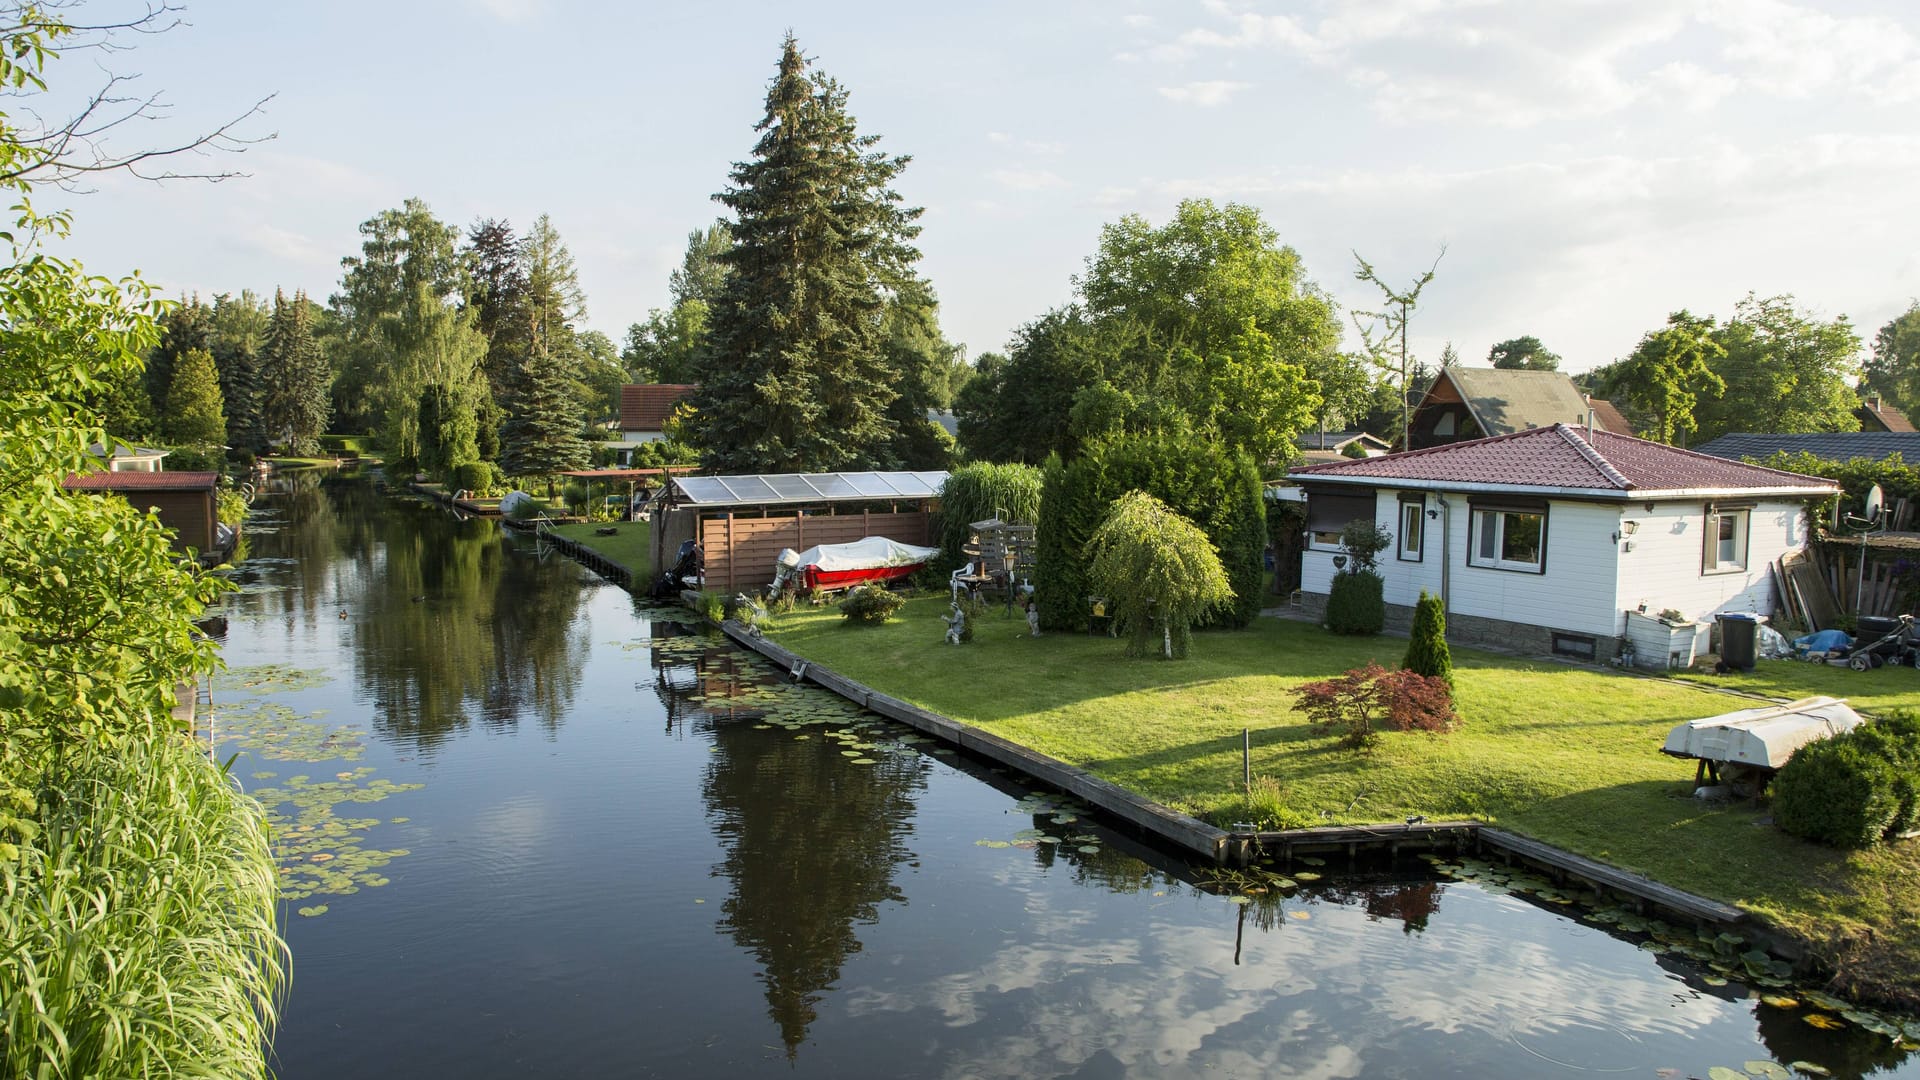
left=1402, top=590, right=1454, bottom=689
left=210, top=291, right=268, bottom=451
left=161, top=347, right=226, bottom=448
left=259, top=289, right=332, bottom=454
left=692, top=34, right=923, bottom=473
left=499, top=330, right=588, bottom=477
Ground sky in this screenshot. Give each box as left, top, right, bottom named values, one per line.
left=43, top=0, right=1920, bottom=375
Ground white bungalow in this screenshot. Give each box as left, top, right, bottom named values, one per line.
left=1288, top=423, right=1839, bottom=663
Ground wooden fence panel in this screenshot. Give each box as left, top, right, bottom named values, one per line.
left=699, top=511, right=934, bottom=593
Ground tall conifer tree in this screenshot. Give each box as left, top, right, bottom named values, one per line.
left=499, top=329, right=588, bottom=476
left=692, top=34, right=923, bottom=473
left=210, top=290, right=268, bottom=450
left=259, top=289, right=331, bottom=454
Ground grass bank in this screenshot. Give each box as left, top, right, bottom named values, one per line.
left=546, top=520, right=654, bottom=581
left=762, top=595, right=1920, bottom=1007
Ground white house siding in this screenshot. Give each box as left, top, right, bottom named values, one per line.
left=1300, top=494, right=1623, bottom=638
left=1610, top=499, right=1806, bottom=634
left=1444, top=499, right=1622, bottom=637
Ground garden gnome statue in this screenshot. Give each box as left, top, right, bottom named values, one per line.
left=1026, top=602, right=1041, bottom=637
left=943, top=602, right=966, bottom=645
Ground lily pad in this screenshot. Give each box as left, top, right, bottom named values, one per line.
left=296, top=904, right=329, bottom=918
left=1745, top=1062, right=1791, bottom=1080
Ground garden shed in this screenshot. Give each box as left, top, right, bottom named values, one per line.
left=1289, top=424, right=1839, bottom=663
left=652, top=470, right=948, bottom=593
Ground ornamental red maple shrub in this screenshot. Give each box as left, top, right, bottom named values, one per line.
left=1292, top=662, right=1458, bottom=748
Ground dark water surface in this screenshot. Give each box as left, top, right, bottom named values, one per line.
left=215, top=473, right=1917, bottom=1079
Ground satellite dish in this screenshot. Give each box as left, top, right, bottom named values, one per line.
left=1866, top=484, right=1885, bottom=525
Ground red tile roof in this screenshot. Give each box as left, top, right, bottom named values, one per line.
left=1290, top=424, right=1837, bottom=497
left=63, top=470, right=220, bottom=492
left=619, top=384, right=696, bottom=432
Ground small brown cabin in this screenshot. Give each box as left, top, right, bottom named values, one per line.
left=63, top=470, right=221, bottom=556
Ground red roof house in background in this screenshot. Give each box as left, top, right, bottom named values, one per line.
left=615, top=384, right=696, bottom=464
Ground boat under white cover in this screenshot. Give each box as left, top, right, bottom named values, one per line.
left=1660, top=695, right=1865, bottom=769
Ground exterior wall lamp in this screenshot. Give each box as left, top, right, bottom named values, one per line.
left=1613, top=519, right=1639, bottom=551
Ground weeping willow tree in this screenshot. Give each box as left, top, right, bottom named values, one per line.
left=1085, top=491, right=1234, bottom=659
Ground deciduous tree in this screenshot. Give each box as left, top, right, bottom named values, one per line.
left=1351, top=247, right=1444, bottom=449
left=1085, top=490, right=1235, bottom=659
left=1612, top=310, right=1725, bottom=446
left=1862, top=300, right=1920, bottom=418
left=1487, top=334, right=1559, bottom=371
left=1694, top=293, right=1859, bottom=443
left=161, top=346, right=225, bottom=448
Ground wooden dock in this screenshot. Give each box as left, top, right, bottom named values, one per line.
left=534, top=527, right=636, bottom=589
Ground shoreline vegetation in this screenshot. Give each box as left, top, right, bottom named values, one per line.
left=707, top=590, right=1920, bottom=1010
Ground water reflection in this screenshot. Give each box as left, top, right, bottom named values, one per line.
left=233, top=471, right=593, bottom=748
left=678, top=651, right=931, bottom=1058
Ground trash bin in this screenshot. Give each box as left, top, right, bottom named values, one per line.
left=1717, top=612, right=1760, bottom=673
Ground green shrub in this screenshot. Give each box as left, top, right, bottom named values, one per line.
left=1771, top=713, right=1920, bottom=848
left=216, top=489, right=250, bottom=527
left=1204, top=776, right=1315, bottom=831
left=699, top=590, right=726, bottom=623
left=162, top=444, right=223, bottom=472
left=1326, top=570, right=1385, bottom=635
left=1035, top=434, right=1264, bottom=632
left=957, top=594, right=988, bottom=642
left=1403, top=590, right=1453, bottom=688
left=448, top=461, right=495, bottom=497
left=838, top=584, right=905, bottom=625
left=935, top=462, right=1044, bottom=573
left=1339, top=518, right=1393, bottom=573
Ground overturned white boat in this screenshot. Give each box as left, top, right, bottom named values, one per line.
left=1661, top=695, right=1865, bottom=793
left=769, top=536, right=941, bottom=595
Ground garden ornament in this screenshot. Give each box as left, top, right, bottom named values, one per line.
left=943, top=602, right=967, bottom=645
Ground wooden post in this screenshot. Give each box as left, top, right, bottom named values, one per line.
left=725, top=512, right=736, bottom=592
left=1243, top=729, right=1252, bottom=792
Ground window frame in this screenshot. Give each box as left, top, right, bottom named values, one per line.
left=1468, top=507, right=1548, bottom=574
left=1703, top=507, right=1750, bottom=575
left=1397, top=498, right=1425, bottom=562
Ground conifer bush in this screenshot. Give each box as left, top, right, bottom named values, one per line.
left=1326, top=570, right=1385, bottom=635
left=1402, top=590, right=1454, bottom=688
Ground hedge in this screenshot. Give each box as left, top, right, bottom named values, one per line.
left=1772, top=713, right=1920, bottom=848
left=1326, top=570, right=1385, bottom=635
left=1034, top=435, right=1264, bottom=632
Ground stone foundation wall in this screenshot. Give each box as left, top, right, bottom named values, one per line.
left=1296, top=591, right=1621, bottom=664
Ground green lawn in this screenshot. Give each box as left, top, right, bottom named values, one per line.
left=547, top=520, right=654, bottom=580
left=762, top=595, right=1920, bottom=1006
left=1670, top=658, right=1920, bottom=715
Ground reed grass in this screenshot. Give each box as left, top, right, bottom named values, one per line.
left=2, top=736, right=286, bottom=1079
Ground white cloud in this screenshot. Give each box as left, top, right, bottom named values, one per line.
left=989, top=167, right=1070, bottom=192
left=470, top=0, right=547, bottom=22
left=1156, top=0, right=1920, bottom=125
left=1157, top=80, right=1252, bottom=107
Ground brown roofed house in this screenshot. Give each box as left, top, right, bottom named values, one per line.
left=1855, top=395, right=1915, bottom=433
left=62, top=470, right=222, bottom=557
left=1408, top=367, right=1632, bottom=450
left=616, top=384, right=696, bottom=465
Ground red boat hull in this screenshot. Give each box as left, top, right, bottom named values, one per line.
left=803, top=562, right=923, bottom=592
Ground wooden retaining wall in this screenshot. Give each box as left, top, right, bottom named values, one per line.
left=534, top=528, right=635, bottom=589
left=701, top=510, right=933, bottom=594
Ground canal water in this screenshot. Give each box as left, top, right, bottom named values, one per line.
left=215, top=472, right=1917, bottom=1079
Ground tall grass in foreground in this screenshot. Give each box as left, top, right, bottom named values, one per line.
left=2, top=737, right=286, bottom=1079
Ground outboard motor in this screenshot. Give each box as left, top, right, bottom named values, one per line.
left=650, top=540, right=704, bottom=599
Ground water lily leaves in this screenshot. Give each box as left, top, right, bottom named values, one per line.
left=296, top=904, right=329, bottom=918
left=1288, top=911, right=1310, bottom=921
left=1760, top=996, right=1799, bottom=1009
left=1789, top=1062, right=1831, bottom=1077
left=215, top=664, right=332, bottom=694
left=1229, top=895, right=1252, bottom=905
left=1802, top=1014, right=1845, bottom=1030
left=1710, top=1068, right=1748, bottom=1080
left=850, top=758, right=876, bottom=765
left=1744, top=1062, right=1791, bottom=1080
left=1702, top=975, right=1730, bottom=987
left=1077, top=845, right=1101, bottom=854
left=1294, top=871, right=1321, bottom=882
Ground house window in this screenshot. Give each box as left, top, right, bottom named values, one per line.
left=1305, top=490, right=1374, bottom=551
left=1434, top=412, right=1455, bottom=436
left=1705, top=508, right=1749, bottom=573
left=1469, top=508, right=1546, bottom=573
left=1398, top=500, right=1424, bottom=561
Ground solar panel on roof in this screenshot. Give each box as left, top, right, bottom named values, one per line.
left=767, top=475, right=823, bottom=499
left=672, top=470, right=948, bottom=506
